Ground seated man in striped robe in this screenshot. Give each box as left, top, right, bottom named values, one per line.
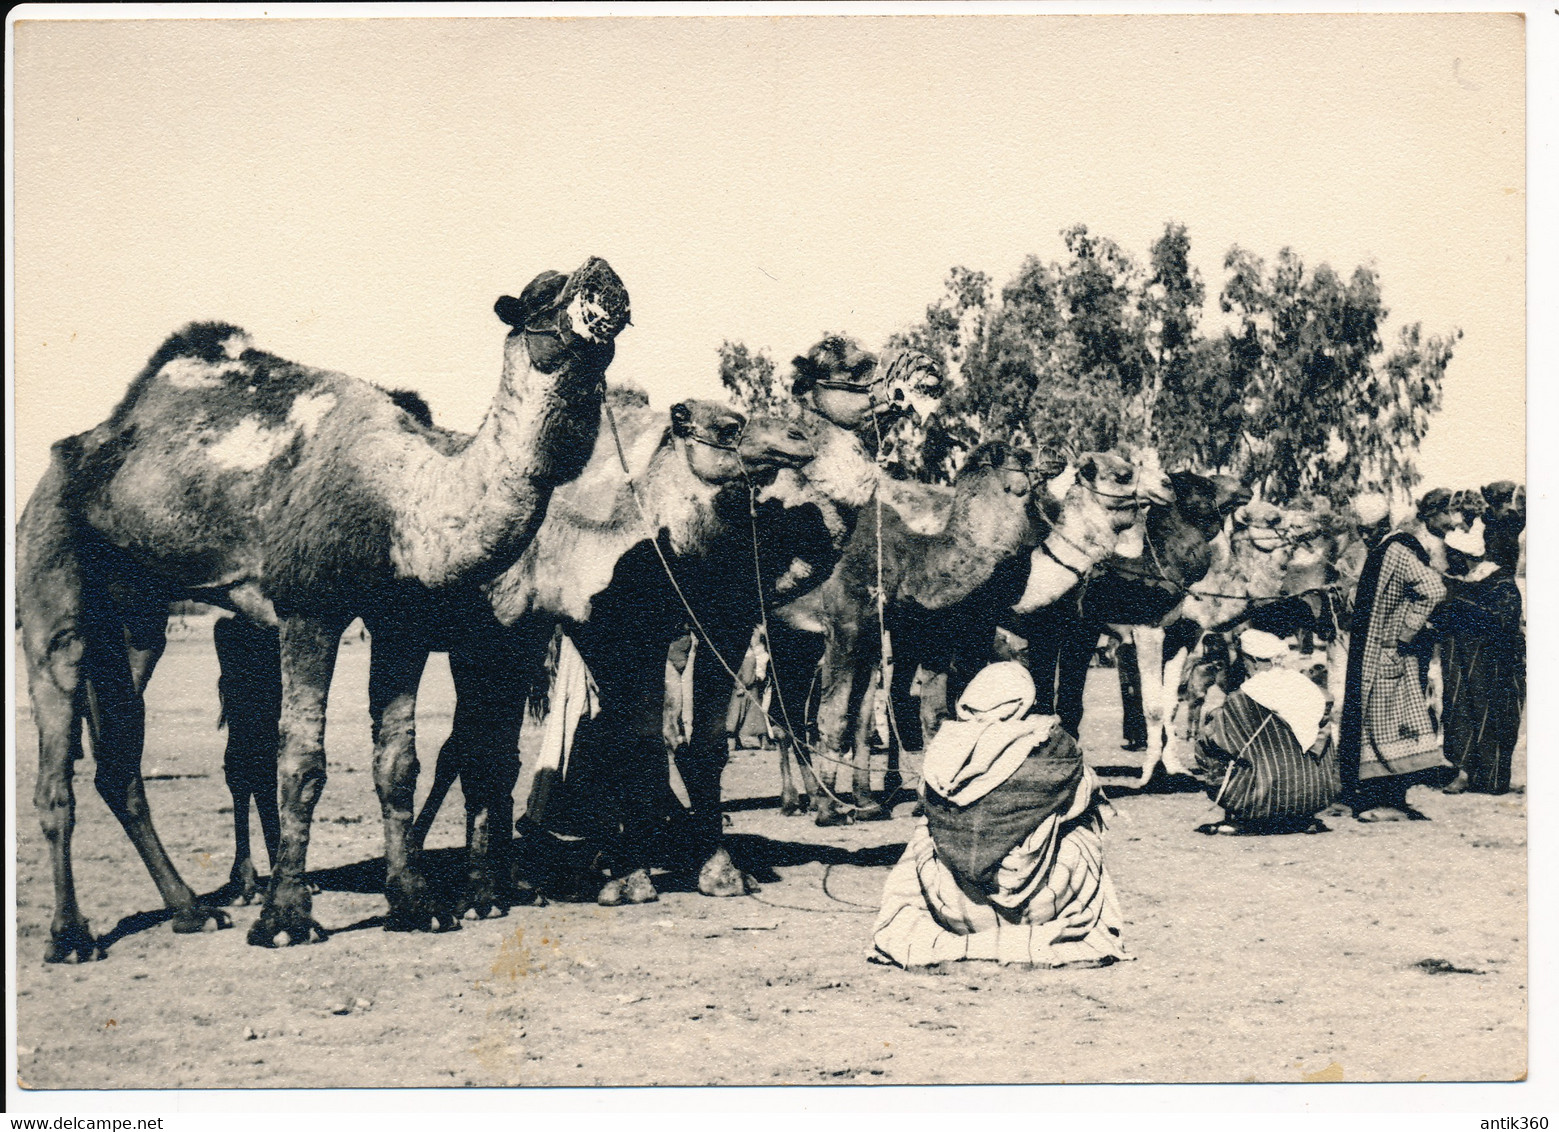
left=869, top=662, right=1130, bottom=969
left=1193, top=629, right=1340, bottom=835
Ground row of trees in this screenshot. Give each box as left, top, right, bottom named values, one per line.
left=718, top=223, right=1459, bottom=507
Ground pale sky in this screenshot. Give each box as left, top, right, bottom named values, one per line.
left=9, top=12, right=1527, bottom=503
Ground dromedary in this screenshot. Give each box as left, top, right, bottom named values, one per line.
left=206, top=393, right=817, bottom=915
left=753, top=337, right=948, bottom=818
left=18, top=257, right=629, bottom=960
left=1025, top=469, right=1250, bottom=786
left=213, top=388, right=445, bottom=904
left=469, top=396, right=819, bottom=906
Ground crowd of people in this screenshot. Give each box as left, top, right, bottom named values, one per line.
left=868, top=480, right=1525, bottom=969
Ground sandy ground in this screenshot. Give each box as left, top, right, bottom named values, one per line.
left=13, top=628, right=1526, bottom=1089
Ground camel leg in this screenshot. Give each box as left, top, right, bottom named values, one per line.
left=85, top=602, right=233, bottom=939
left=448, top=643, right=527, bottom=919
left=1326, top=633, right=1349, bottom=746
left=24, top=602, right=99, bottom=962
left=767, top=619, right=825, bottom=814
left=1053, top=620, right=1098, bottom=739
left=1134, top=625, right=1168, bottom=787
left=849, top=666, right=890, bottom=821
left=682, top=622, right=760, bottom=897
left=214, top=616, right=282, bottom=904
left=917, top=668, right=950, bottom=749
left=408, top=747, right=460, bottom=854
left=813, top=621, right=864, bottom=826
left=248, top=615, right=345, bottom=947
left=366, top=624, right=456, bottom=934
left=1159, top=637, right=1193, bottom=775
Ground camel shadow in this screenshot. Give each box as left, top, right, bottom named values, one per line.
left=96, top=908, right=180, bottom=952
left=1092, top=764, right=1206, bottom=796
left=716, top=832, right=906, bottom=887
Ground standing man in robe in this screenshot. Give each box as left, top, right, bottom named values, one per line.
left=1337, top=489, right=1458, bottom=822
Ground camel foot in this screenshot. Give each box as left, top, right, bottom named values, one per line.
left=247, top=890, right=329, bottom=948
left=384, top=871, right=461, bottom=934
left=458, top=874, right=511, bottom=921
left=780, top=793, right=810, bottom=817
left=852, top=798, right=892, bottom=822
left=170, top=903, right=233, bottom=935
left=1355, top=806, right=1410, bottom=823
left=44, top=920, right=102, bottom=964
left=814, top=797, right=853, bottom=827
left=698, top=848, right=759, bottom=898
left=598, top=868, right=659, bottom=907
left=223, top=860, right=266, bottom=906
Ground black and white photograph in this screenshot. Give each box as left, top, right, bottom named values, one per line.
left=5, top=2, right=1546, bottom=1113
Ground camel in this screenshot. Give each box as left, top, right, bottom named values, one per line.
left=1024, top=470, right=1250, bottom=786
left=721, top=336, right=948, bottom=818
left=404, top=396, right=820, bottom=907
left=1176, top=499, right=1357, bottom=749
left=791, top=447, right=1163, bottom=824
left=205, top=393, right=817, bottom=914
left=18, top=257, right=629, bottom=960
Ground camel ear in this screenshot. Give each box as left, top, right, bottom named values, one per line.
left=791, top=356, right=820, bottom=397
left=494, top=296, right=526, bottom=329
left=670, top=402, right=695, bottom=438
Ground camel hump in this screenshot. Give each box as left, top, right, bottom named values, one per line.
left=145, top=322, right=253, bottom=370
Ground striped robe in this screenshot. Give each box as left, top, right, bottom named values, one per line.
left=868, top=765, right=1130, bottom=969
left=1195, top=688, right=1340, bottom=821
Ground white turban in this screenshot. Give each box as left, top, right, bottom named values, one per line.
left=1353, top=493, right=1390, bottom=526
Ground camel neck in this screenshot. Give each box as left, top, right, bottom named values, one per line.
left=387, top=333, right=603, bottom=590
left=800, top=411, right=879, bottom=519
left=628, top=440, right=740, bottom=558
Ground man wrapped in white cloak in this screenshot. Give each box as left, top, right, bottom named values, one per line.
left=869, top=662, right=1130, bottom=969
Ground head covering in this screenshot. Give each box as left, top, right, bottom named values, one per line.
left=1417, top=487, right=1454, bottom=520
left=920, top=662, right=1056, bottom=807
left=1444, top=525, right=1485, bottom=556
left=1238, top=629, right=1288, bottom=661
left=1352, top=492, right=1390, bottom=526
left=1239, top=667, right=1329, bottom=753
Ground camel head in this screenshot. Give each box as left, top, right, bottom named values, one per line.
left=738, top=414, right=816, bottom=485
left=1235, top=500, right=1288, bottom=554
left=1163, top=470, right=1252, bottom=543
left=669, top=401, right=754, bottom=487
left=791, top=336, right=879, bottom=430
left=790, top=338, right=945, bottom=436
left=492, top=257, right=631, bottom=486
left=945, top=441, right=1045, bottom=548
left=1065, top=451, right=1154, bottom=559
left=868, top=348, right=946, bottom=430
left=495, top=256, right=631, bottom=374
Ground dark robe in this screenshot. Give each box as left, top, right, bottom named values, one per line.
left=1437, top=570, right=1525, bottom=793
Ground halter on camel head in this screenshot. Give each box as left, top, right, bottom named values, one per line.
left=791, top=339, right=945, bottom=429
left=494, top=256, right=632, bottom=372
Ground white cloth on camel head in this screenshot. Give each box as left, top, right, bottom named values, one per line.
left=919, top=661, right=1057, bottom=808
left=1238, top=629, right=1289, bottom=661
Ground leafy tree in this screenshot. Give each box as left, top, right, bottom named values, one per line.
left=1216, top=246, right=1456, bottom=503
left=716, top=340, right=793, bottom=418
